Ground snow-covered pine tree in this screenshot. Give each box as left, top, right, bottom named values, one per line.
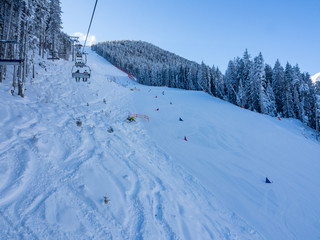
left=315, top=82, right=320, bottom=140
left=272, top=59, right=285, bottom=115
left=291, top=64, right=303, bottom=120
left=198, top=61, right=210, bottom=92
left=249, top=53, right=266, bottom=113
left=0, top=0, right=70, bottom=95
left=210, top=65, right=217, bottom=96
left=300, top=73, right=316, bottom=126
left=224, top=60, right=237, bottom=103
left=239, top=49, right=252, bottom=108
left=47, top=0, right=62, bottom=57
left=215, top=67, right=225, bottom=99
left=264, top=81, right=277, bottom=116
left=283, top=63, right=296, bottom=118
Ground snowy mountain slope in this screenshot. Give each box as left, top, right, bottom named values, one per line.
left=311, top=72, right=320, bottom=83
left=0, top=49, right=319, bottom=240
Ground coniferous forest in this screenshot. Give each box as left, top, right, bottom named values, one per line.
left=92, top=40, right=320, bottom=133
left=0, top=0, right=71, bottom=97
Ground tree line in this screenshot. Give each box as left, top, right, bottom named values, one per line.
left=0, top=0, right=71, bottom=97
left=92, top=40, right=320, bottom=136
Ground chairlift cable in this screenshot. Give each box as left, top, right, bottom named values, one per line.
left=82, top=0, right=98, bottom=53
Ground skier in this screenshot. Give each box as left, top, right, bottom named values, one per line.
left=83, top=70, right=88, bottom=82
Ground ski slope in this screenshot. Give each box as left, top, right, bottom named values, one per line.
left=0, top=49, right=319, bottom=240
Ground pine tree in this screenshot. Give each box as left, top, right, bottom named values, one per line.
left=47, top=0, right=62, bottom=57
left=249, top=53, right=266, bottom=113
left=215, top=67, right=224, bottom=99
left=272, top=59, right=285, bottom=115
left=264, top=81, right=276, bottom=116
left=315, top=82, right=320, bottom=139
left=301, top=73, right=315, bottom=126
left=283, top=63, right=295, bottom=118
left=225, top=60, right=237, bottom=103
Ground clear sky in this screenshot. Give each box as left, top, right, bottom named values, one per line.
left=61, top=0, right=320, bottom=75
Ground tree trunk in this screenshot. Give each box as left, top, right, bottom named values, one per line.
left=12, top=65, right=17, bottom=90
left=39, top=34, right=42, bottom=56
left=20, top=20, right=28, bottom=98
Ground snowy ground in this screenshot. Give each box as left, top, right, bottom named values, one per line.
left=0, top=50, right=319, bottom=240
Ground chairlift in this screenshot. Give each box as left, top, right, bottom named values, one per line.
left=72, top=51, right=91, bottom=81
left=72, top=65, right=91, bottom=82
left=71, top=0, right=98, bottom=82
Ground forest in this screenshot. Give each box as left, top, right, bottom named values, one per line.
left=92, top=40, right=320, bottom=135
left=0, top=0, right=71, bottom=97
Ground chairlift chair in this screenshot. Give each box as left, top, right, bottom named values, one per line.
left=0, top=59, right=24, bottom=66
left=72, top=65, right=91, bottom=82
left=75, top=52, right=87, bottom=67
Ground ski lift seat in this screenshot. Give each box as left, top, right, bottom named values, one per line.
left=75, top=62, right=86, bottom=67
left=72, top=72, right=91, bottom=78
left=72, top=64, right=91, bottom=80
left=47, top=57, right=60, bottom=60
left=0, top=59, right=23, bottom=66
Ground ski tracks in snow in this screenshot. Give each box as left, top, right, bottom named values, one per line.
left=0, top=52, right=263, bottom=239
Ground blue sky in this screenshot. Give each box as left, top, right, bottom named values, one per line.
left=61, top=0, right=320, bottom=75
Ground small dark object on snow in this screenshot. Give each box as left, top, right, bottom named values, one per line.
left=162, top=91, right=164, bottom=95
left=266, top=177, right=272, bottom=183
left=103, top=98, right=107, bottom=104
left=104, top=195, right=110, bottom=204
left=179, top=117, right=183, bottom=121
left=170, top=102, right=172, bottom=105
left=76, top=120, right=82, bottom=127
left=107, top=126, right=114, bottom=133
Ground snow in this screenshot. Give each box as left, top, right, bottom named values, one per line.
left=0, top=49, right=319, bottom=239
left=311, top=72, right=320, bottom=83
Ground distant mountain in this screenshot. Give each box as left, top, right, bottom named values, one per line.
left=311, top=72, right=320, bottom=83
